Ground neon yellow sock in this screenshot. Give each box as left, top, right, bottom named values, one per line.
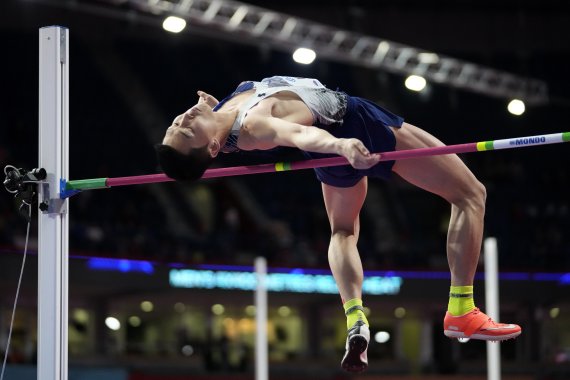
left=447, top=285, right=476, bottom=316
left=343, top=298, right=369, bottom=329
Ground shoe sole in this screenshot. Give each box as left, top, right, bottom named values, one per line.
left=341, top=334, right=368, bottom=373
left=444, top=330, right=521, bottom=341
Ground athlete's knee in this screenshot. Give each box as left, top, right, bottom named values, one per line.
left=331, top=228, right=354, bottom=238
left=452, top=179, right=486, bottom=214
left=330, top=224, right=359, bottom=242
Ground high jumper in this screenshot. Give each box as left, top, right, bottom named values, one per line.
left=152, top=75, right=538, bottom=372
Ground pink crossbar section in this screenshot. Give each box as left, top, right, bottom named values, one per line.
left=105, top=142, right=477, bottom=188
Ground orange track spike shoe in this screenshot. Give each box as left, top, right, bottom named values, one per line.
left=444, top=308, right=521, bottom=342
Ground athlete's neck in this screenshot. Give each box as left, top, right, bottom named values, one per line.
left=214, top=110, right=238, bottom=146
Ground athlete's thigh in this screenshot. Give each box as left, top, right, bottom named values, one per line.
left=391, top=123, right=483, bottom=203
left=321, top=177, right=367, bottom=234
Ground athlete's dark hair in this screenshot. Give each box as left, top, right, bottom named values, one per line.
left=154, top=144, right=213, bottom=181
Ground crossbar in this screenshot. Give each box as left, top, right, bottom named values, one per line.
left=63, top=132, right=569, bottom=197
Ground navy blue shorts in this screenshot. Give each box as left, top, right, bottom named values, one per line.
left=304, top=96, right=404, bottom=188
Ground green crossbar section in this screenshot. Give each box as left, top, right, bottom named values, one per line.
left=66, top=178, right=108, bottom=191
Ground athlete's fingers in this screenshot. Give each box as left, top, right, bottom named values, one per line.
left=197, top=91, right=219, bottom=107
left=197, top=91, right=208, bottom=102
left=354, top=140, right=372, bottom=158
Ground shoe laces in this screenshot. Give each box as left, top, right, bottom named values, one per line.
left=473, top=308, right=500, bottom=327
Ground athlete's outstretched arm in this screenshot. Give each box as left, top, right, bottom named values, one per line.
left=245, top=115, right=380, bottom=169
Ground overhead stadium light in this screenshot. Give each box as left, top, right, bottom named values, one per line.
left=162, top=16, right=186, bottom=33
left=507, top=99, right=525, bottom=116
left=405, top=75, right=427, bottom=92
left=292, top=47, right=316, bottom=64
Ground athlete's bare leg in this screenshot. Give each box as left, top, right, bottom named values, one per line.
left=322, top=178, right=368, bottom=302
left=323, top=178, right=371, bottom=372
left=391, top=123, right=486, bottom=286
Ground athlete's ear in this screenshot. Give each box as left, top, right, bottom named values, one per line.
left=208, top=138, right=221, bottom=158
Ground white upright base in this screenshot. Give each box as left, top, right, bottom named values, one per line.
left=38, top=26, right=69, bottom=380
left=484, top=237, right=501, bottom=380
left=255, top=257, right=268, bottom=380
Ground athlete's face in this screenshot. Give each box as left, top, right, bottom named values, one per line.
left=162, top=103, right=216, bottom=153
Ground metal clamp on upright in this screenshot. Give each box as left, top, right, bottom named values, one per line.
left=3, top=165, right=47, bottom=221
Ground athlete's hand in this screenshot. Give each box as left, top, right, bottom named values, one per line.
left=340, top=138, right=381, bottom=169
left=197, top=90, right=219, bottom=108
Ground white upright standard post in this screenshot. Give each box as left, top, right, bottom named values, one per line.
left=255, top=257, right=268, bottom=380
left=484, top=237, right=501, bottom=380
left=38, top=26, right=69, bottom=380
